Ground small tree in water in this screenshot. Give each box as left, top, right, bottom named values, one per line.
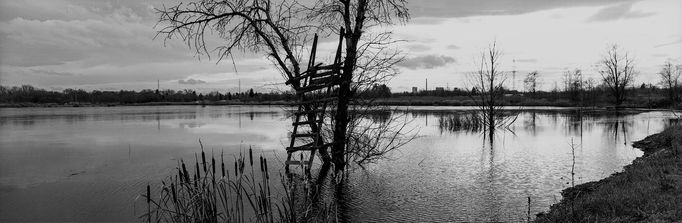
left=468, top=41, right=517, bottom=135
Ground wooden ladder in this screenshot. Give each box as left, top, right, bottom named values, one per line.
left=285, top=30, right=344, bottom=176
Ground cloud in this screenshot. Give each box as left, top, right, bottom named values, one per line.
left=398, top=55, right=455, bottom=70
left=446, top=45, right=460, bottom=50
left=654, top=37, right=682, bottom=48
left=28, top=69, right=77, bottom=76
left=409, top=0, right=641, bottom=18
left=405, top=44, right=431, bottom=52
left=588, top=2, right=654, bottom=22
left=178, top=78, right=207, bottom=85
left=515, top=59, right=538, bottom=63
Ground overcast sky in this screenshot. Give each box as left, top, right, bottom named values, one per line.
left=1, top=0, right=681, bottom=93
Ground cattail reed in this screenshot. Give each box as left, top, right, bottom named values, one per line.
left=260, top=156, right=264, bottom=172
left=171, top=183, right=177, bottom=203
left=249, top=146, right=253, bottom=166
left=142, top=144, right=335, bottom=223
left=181, top=160, right=189, bottom=183
left=264, top=158, right=269, bottom=179
left=201, top=150, right=207, bottom=175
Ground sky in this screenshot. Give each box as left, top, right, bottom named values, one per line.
left=0, top=0, right=681, bottom=93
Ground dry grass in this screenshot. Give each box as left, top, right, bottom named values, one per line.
left=536, top=126, right=682, bottom=222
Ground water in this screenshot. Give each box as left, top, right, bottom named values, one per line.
left=0, top=105, right=676, bottom=222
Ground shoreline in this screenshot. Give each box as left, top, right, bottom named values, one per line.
left=0, top=100, right=676, bottom=112
left=536, top=126, right=682, bottom=222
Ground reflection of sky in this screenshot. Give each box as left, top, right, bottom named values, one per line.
left=0, top=106, right=676, bottom=222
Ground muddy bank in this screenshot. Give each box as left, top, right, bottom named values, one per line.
left=536, top=126, right=682, bottom=222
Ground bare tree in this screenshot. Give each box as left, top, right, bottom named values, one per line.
left=563, top=69, right=583, bottom=102
left=659, top=59, right=681, bottom=103
left=468, top=41, right=516, bottom=133
left=598, top=44, right=636, bottom=107
left=155, top=0, right=409, bottom=171
left=523, top=71, right=540, bottom=97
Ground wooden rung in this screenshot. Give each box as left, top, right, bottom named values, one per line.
left=286, top=143, right=316, bottom=151
left=292, top=120, right=322, bottom=126
left=291, top=133, right=318, bottom=138
left=287, top=143, right=332, bottom=152
left=285, top=160, right=311, bottom=166
left=316, top=63, right=343, bottom=70
left=309, top=76, right=339, bottom=86
left=286, top=69, right=338, bottom=85
left=294, top=109, right=323, bottom=115
left=310, top=70, right=338, bottom=78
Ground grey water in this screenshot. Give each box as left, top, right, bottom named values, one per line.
left=0, top=105, right=676, bottom=222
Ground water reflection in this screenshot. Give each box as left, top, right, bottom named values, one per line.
left=0, top=106, right=675, bottom=222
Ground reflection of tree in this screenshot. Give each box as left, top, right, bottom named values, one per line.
left=523, top=111, right=538, bottom=136
left=603, top=118, right=633, bottom=145
left=665, top=118, right=682, bottom=129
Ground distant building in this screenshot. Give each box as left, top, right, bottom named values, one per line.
left=435, top=87, right=445, bottom=92
left=412, top=87, right=418, bottom=94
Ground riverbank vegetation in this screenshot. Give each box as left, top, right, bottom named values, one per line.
left=2, top=82, right=680, bottom=109
left=535, top=126, right=682, bottom=222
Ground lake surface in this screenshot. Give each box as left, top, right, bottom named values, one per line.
left=0, top=105, right=676, bottom=222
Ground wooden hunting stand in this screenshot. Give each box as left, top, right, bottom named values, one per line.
left=284, top=30, right=345, bottom=177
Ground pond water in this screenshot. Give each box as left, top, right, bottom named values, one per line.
left=0, top=105, right=676, bottom=222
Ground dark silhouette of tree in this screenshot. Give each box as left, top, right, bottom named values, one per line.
left=658, top=59, right=680, bottom=103
left=598, top=44, right=636, bottom=107
left=523, top=71, right=540, bottom=97
left=156, top=0, right=410, bottom=171
left=563, top=69, right=583, bottom=102
left=467, top=41, right=517, bottom=134
left=248, top=88, right=255, bottom=98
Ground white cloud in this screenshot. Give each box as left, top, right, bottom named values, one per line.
left=398, top=55, right=456, bottom=70
left=178, top=78, right=207, bottom=85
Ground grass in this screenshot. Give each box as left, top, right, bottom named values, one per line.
left=140, top=144, right=338, bottom=223
left=438, top=112, right=484, bottom=132
left=535, top=126, right=682, bottom=222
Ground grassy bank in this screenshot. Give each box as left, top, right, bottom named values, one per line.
left=536, top=126, right=682, bottom=222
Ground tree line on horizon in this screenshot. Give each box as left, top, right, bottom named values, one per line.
left=0, top=84, right=395, bottom=105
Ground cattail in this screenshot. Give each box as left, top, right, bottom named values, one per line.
left=234, top=161, right=238, bottom=177
left=146, top=184, right=150, bottom=203
left=181, top=160, right=189, bottom=183
left=221, top=161, right=225, bottom=178
left=171, top=183, right=177, bottom=204
left=249, top=146, right=253, bottom=166
left=212, top=157, right=215, bottom=176
left=194, top=155, right=200, bottom=177
left=260, top=156, right=264, bottom=172
left=201, top=150, right=207, bottom=174
left=264, top=158, right=269, bottom=179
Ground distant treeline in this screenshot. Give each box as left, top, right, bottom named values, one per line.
left=0, top=85, right=294, bottom=104
left=393, top=83, right=677, bottom=108
left=0, top=84, right=393, bottom=105
left=0, top=83, right=677, bottom=108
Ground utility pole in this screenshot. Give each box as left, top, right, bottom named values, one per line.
left=512, top=58, right=517, bottom=92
